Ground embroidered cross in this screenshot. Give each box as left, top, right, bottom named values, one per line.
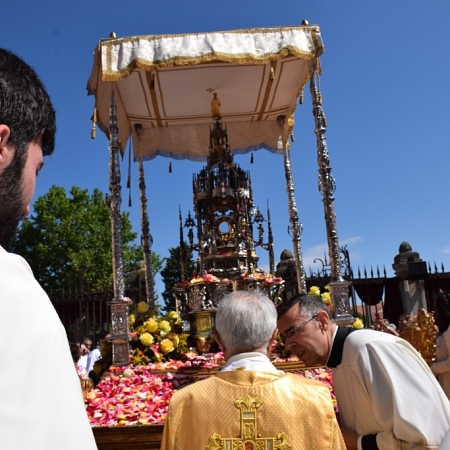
left=207, top=396, right=291, bottom=450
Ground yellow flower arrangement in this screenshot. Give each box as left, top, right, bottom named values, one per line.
left=137, top=301, right=150, bottom=313
left=145, top=318, right=158, bottom=333
left=158, top=320, right=171, bottom=333
left=140, top=332, right=154, bottom=346
left=308, top=286, right=321, bottom=297
left=353, top=318, right=364, bottom=329
left=168, top=311, right=179, bottom=320
left=321, top=292, right=331, bottom=305
left=129, top=314, right=135, bottom=326
left=172, top=335, right=180, bottom=347
left=160, top=339, right=175, bottom=354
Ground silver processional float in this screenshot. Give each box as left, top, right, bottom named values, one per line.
left=86, top=23, right=354, bottom=365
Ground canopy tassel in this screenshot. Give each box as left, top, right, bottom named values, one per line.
left=290, top=132, right=295, bottom=142
left=127, top=138, right=132, bottom=206
left=250, top=152, right=254, bottom=164
left=270, top=67, right=275, bottom=81
left=299, top=90, right=304, bottom=104
left=169, top=162, right=172, bottom=173
left=90, top=106, right=97, bottom=139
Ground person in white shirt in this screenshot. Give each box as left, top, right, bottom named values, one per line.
left=0, top=48, right=97, bottom=449
left=277, top=294, right=450, bottom=450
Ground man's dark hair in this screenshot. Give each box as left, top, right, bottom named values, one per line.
left=69, top=342, right=81, bottom=364
left=0, top=48, right=56, bottom=158
left=277, top=294, right=332, bottom=320
left=97, top=330, right=110, bottom=341
left=435, top=291, right=450, bottom=336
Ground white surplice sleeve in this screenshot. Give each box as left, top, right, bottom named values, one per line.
left=361, top=339, right=450, bottom=449
left=432, top=327, right=450, bottom=375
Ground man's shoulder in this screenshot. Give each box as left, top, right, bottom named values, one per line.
left=0, top=246, right=33, bottom=275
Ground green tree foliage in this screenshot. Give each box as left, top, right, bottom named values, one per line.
left=161, top=243, right=197, bottom=312
left=12, top=185, right=163, bottom=294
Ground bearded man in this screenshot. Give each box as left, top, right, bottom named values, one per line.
left=0, top=48, right=97, bottom=449
left=161, top=291, right=345, bottom=450
left=277, top=294, right=450, bottom=450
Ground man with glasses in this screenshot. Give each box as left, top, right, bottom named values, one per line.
left=277, top=294, right=450, bottom=450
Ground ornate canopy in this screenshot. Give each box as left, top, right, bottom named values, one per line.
left=87, top=25, right=324, bottom=160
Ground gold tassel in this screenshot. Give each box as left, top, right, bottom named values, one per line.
left=90, top=107, right=97, bottom=139
left=169, top=162, right=172, bottom=173
left=270, top=67, right=274, bottom=81
left=150, top=73, right=155, bottom=90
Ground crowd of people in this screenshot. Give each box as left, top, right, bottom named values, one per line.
left=2, top=46, right=450, bottom=450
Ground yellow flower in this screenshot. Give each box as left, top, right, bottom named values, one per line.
left=129, top=314, right=135, bottom=326
left=308, top=286, right=321, bottom=297
left=321, top=292, right=331, bottom=305
left=160, top=339, right=174, bottom=354
left=172, top=335, right=180, bottom=347
left=145, top=318, right=158, bottom=333
left=353, top=318, right=364, bottom=329
left=137, top=301, right=149, bottom=313
left=168, top=311, right=179, bottom=320
left=140, top=332, right=154, bottom=346
left=159, top=320, right=171, bottom=333
left=324, top=284, right=331, bottom=292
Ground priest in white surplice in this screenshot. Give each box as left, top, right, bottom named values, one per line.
left=278, top=294, right=450, bottom=450
left=0, top=49, right=97, bottom=449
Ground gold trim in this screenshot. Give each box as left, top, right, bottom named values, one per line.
left=102, top=47, right=320, bottom=82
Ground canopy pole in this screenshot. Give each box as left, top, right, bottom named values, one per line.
left=108, top=91, right=130, bottom=365
left=309, top=61, right=353, bottom=325
left=134, top=124, right=155, bottom=308
left=138, top=155, right=155, bottom=307
left=278, top=115, right=306, bottom=294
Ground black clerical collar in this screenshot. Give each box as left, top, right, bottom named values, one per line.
left=326, top=326, right=358, bottom=368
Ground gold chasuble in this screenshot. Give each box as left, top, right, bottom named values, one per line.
left=160, top=371, right=345, bottom=450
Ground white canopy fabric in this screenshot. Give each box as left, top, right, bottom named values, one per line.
left=87, top=25, right=324, bottom=160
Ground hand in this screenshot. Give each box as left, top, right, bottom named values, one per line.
left=340, top=428, right=359, bottom=450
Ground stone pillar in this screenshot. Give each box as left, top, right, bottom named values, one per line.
left=392, top=241, right=428, bottom=316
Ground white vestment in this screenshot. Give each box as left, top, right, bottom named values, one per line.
left=0, top=246, right=97, bottom=449
left=432, top=327, right=450, bottom=400
left=333, top=329, right=450, bottom=450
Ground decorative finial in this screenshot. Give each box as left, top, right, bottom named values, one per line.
left=301, top=20, right=309, bottom=26
left=109, top=31, right=117, bottom=39
left=211, top=93, right=221, bottom=117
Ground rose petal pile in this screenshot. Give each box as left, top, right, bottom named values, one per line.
left=86, top=355, right=337, bottom=426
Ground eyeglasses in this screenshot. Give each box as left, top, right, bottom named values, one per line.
left=281, top=314, right=318, bottom=343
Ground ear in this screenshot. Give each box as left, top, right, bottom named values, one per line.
left=213, top=330, right=225, bottom=353
left=317, top=310, right=330, bottom=331
left=266, top=328, right=278, bottom=353
left=0, top=125, right=13, bottom=168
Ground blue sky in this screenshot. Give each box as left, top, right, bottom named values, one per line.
left=2, top=1, right=450, bottom=299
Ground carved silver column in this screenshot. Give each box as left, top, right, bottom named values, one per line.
left=138, top=155, right=155, bottom=307
left=108, top=92, right=130, bottom=365
left=309, top=62, right=353, bottom=325
left=278, top=116, right=306, bottom=294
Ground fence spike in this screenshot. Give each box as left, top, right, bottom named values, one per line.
left=442, top=262, right=445, bottom=273
left=434, top=261, right=438, bottom=273
left=377, top=265, right=380, bottom=278
left=383, top=265, right=387, bottom=277
left=428, top=261, right=432, bottom=273
left=370, top=266, right=374, bottom=278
